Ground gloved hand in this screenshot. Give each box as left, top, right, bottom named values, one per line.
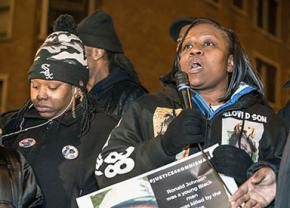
left=160, top=109, right=205, bottom=156
left=210, top=145, right=254, bottom=185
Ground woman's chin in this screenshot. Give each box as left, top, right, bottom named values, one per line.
left=38, top=111, right=55, bottom=119
left=189, top=81, right=204, bottom=90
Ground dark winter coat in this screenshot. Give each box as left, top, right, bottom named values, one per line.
left=95, top=82, right=288, bottom=190
left=0, top=146, right=43, bottom=207
left=2, top=105, right=117, bottom=208
left=275, top=133, right=290, bottom=208
left=90, top=66, right=147, bottom=118
left=277, top=101, right=290, bottom=129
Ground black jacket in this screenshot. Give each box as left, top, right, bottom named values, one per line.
left=90, top=66, right=147, bottom=118
left=277, top=101, right=290, bottom=129
left=95, top=82, right=288, bottom=189
left=0, top=110, right=18, bottom=130
left=0, top=146, right=43, bottom=207
left=275, top=133, right=290, bottom=208
left=2, top=106, right=117, bottom=208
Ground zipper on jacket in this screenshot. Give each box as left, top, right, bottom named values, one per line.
left=79, top=189, right=83, bottom=196
left=204, top=119, right=210, bottom=147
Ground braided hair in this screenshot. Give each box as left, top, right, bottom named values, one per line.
left=4, top=14, right=97, bottom=137
left=53, top=14, right=97, bottom=136
left=107, top=51, right=142, bottom=84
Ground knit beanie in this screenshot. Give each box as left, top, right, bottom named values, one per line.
left=28, top=14, right=89, bottom=90
left=77, top=10, right=123, bottom=53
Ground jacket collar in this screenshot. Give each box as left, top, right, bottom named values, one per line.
left=90, top=66, right=133, bottom=95
left=24, top=105, right=82, bottom=126
left=191, top=83, right=258, bottom=120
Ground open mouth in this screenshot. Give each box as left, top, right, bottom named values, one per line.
left=189, top=60, right=203, bottom=73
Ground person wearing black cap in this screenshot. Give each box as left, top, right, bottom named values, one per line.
left=95, top=17, right=288, bottom=208
left=77, top=10, right=147, bottom=118
left=1, top=14, right=117, bottom=208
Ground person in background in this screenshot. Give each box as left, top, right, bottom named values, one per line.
left=77, top=10, right=147, bottom=118
left=94, top=17, right=288, bottom=208
left=0, top=110, right=18, bottom=133
left=1, top=14, right=117, bottom=208
left=0, top=146, right=43, bottom=207
left=277, top=80, right=290, bottom=129
left=275, top=132, right=290, bottom=208
left=274, top=80, right=290, bottom=208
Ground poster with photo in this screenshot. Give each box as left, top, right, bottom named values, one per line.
left=77, top=144, right=237, bottom=208
left=221, top=116, right=264, bottom=162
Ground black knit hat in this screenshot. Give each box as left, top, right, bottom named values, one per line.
left=28, top=15, right=89, bottom=90
left=169, top=17, right=196, bottom=41
left=77, top=10, right=123, bottom=53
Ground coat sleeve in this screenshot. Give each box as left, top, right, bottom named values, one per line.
left=95, top=99, right=175, bottom=188
left=247, top=112, right=289, bottom=177
left=277, top=101, right=290, bottom=130
left=19, top=152, right=44, bottom=208
left=275, top=132, right=290, bottom=208
left=116, top=83, right=148, bottom=117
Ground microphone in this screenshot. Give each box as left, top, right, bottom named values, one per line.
left=174, top=70, right=233, bottom=196
left=174, top=70, right=192, bottom=109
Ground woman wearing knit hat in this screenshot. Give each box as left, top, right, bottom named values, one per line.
left=1, top=15, right=117, bottom=208
left=77, top=10, right=147, bottom=118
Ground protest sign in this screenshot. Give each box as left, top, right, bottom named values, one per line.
left=77, top=144, right=236, bottom=208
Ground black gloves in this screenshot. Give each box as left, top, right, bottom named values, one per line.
left=160, top=109, right=205, bottom=156
left=210, top=145, right=254, bottom=185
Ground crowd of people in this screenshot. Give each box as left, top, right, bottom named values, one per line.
left=0, top=9, right=289, bottom=208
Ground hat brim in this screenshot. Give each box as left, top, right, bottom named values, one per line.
left=169, top=18, right=195, bottom=41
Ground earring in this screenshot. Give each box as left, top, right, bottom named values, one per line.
left=72, top=96, right=76, bottom=119
left=72, top=88, right=84, bottom=119
left=72, top=87, right=78, bottom=119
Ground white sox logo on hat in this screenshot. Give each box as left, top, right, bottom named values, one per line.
left=19, top=138, right=37, bottom=148
left=40, top=63, right=54, bottom=79
left=62, top=145, right=79, bottom=160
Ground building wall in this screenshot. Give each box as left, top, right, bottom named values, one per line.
left=0, top=0, right=37, bottom=111
left=0, top=0, right=289, bottom=112
left=99, top=0, right=290, bottom=111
